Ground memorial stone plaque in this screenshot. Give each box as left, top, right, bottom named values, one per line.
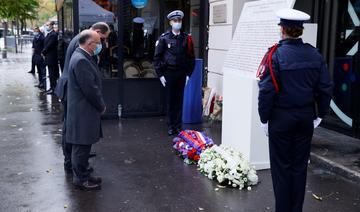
left=213, top=4, right=227, bottom=24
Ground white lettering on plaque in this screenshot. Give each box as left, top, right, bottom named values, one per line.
left=223, top=0, right=289, bottom=79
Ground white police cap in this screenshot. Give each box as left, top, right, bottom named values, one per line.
left=167, top=10, right=184, bottom=20
left=276, top=8, right=310, bottom=28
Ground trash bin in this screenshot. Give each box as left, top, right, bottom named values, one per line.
left=182, top=58, right=203, bottom=124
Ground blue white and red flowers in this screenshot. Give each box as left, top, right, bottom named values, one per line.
left=173, top=130, right=214, bottom=164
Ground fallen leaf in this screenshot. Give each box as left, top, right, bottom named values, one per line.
left=10, top=125, right=17, bottom=128
left=214, top=188, right=219, bottom=191
left=17, top=172, right=23, bottom=175
left=198, top=207, right=204, bottom=211
left=312, top=193, right=323, bottom=201
left=64, top=204, right=68, bottom=208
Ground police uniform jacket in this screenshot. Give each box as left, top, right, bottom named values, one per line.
left=32, top=32, right=45, bottom=65
left=66, top=48, right=106, bottom=145
left=154, top=31, right=195, bottom=77
left=42, top=30, right=58, bottom=66
left=258, top=38, right=333, bottom=124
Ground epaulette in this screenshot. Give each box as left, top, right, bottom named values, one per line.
left=160, top=31, right=171, bottom=37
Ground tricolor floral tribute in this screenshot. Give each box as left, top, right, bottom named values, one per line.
left=198, top=145, right=259, bottom=190
left=173, top=130, right=214, bottom=164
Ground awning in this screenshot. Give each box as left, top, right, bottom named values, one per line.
left=79, top=0, right=115, bottom=27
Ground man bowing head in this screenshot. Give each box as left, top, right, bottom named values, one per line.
left=66, top=30, right=106, bottom=191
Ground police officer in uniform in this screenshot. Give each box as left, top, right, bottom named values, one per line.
left=258, top=9, right=333, bottom=212
left=154, top=10, right=195, bottom=136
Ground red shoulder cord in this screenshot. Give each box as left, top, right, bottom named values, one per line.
left=256, top=44, right=280, bottom=93
left=187, top=35, right=195, bottom=57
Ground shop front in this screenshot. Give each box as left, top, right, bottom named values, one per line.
left=56, top=0, right=208, bottom=118
left=293, top=0, right=360, bottom=138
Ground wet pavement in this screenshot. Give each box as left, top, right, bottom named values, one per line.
left=0, top=47, right=360, bottom=212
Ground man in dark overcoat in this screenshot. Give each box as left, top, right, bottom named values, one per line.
left=66, top=30, right=106, bottom=191
left=42, top=21, right=59, bottom=95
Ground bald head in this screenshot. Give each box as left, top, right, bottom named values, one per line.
left=79, top=29, right=101, bottom=55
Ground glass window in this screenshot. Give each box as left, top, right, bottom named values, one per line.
left=324, top=0, right=360, bottom=137
left=63, top=0, right=74, bottom=43
left=121, top=0, right=160, bottom=79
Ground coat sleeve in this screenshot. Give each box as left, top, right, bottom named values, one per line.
left=42, top=33, right=57, bottom=55
left=74, top=59, right=106, bottom=113
left=258, top=52, right=279, bottom=124
left=315, top=58, right=333, bottom=118
left=153, top=36, right=167, bottom=77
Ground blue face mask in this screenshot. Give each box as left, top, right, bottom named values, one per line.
left=94, top=43, right=102, bottom=55
left=33, top=32, right=39, bottom=36
left=171, top=22, right=182, bottom=31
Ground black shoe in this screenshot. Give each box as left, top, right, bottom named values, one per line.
left=28, top=70, right=35, bottom=74
left=89, top=152, right=97, bottom=158
left=88, top=176, right=102, bottom=184
left=46, top=89, right=54, bottom=95
left=74, top=181, right=101, bottom=191
left=168, top=129, right=176, bottom=136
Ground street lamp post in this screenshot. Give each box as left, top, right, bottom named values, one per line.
left=2, top=21, right=7, bottom=59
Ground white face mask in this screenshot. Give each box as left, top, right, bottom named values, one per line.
left=171, top=22, right=182, bottom=31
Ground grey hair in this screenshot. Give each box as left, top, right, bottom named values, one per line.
left=91, top=22, right=110, bottom=34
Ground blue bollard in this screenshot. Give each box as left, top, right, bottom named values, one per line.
left=182, top=59, right=203, bottom=124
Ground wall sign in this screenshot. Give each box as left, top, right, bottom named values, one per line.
left=213, top=4, right=227, bottom=24
left=131, top=0, right=148, bottom=9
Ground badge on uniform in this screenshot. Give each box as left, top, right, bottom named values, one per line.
left=155, top=40, right=159, bottom=46
left=168, top=43, right=171, bottom=48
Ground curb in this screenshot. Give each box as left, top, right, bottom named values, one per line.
left=310, top=152, right=360, bottom=185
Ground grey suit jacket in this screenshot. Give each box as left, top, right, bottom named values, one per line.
left=66, top=48, right=106, bottom=145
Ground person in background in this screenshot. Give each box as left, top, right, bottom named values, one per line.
left=66, top=30, right=106, bottom=191
left=32, top=26, right=46, bottom=90
left=42, top=21, right=59, bottom=95
left=257, top=8, right=333, bottom=212
left=153, top=10, right=195, bottom=136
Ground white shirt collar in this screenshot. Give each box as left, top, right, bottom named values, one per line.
left=172, top=30, right=181, bottom=36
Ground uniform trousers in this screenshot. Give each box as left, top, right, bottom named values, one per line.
left=269, top=108, right=314, bottom=212
left=164, top=69, right=186, bottom=130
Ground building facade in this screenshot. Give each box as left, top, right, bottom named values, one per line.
left=56, top=0, right=360, bottom=138
left=56, top=0, right=209, bottom=118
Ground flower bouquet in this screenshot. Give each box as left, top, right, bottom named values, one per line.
left=173, top=130, right=214, bottom=164
left=198, top=145, right=258, bottom=190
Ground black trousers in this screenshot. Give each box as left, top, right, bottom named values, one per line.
left=61, top=101, right=72, bottom=170
left=71, top=144, right=92, bottom=184
left=30, top=58, right=35, bottom=72
left=164, top=70, right=186, bottom=130
left=35, top=63, right=46, bottom=88
left=269, top=109, right=314, bottom=212
left=47, top=64, right=59, bottom=90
